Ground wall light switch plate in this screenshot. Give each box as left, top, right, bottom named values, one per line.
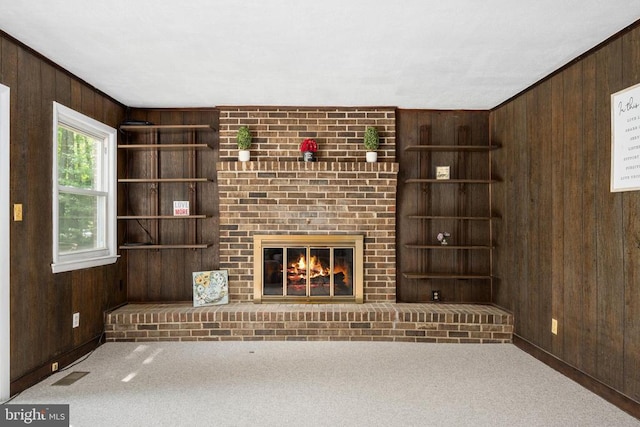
left=72, top=312, right=80, bottom=328
left=13, top=204, right=22, bottom=221
left=551, top=318, right=558, bottom=335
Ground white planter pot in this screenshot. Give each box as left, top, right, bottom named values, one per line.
left=366, top=151, right=378, bottom=163
left=238, top=150, right=250, bottom=162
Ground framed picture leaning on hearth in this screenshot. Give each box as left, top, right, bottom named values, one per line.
left=192, top=270, right=229, bottom=307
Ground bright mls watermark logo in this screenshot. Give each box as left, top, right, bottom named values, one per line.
left=0, top=405, right=69, bottom=426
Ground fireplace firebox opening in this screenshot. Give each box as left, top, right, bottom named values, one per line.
left=253, top=235, right=364, bottom=303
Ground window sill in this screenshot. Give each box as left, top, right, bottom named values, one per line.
left=51, top=254, right=120, bottom=274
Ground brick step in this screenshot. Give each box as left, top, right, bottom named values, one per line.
left=105, top=303, right=513, bottom=343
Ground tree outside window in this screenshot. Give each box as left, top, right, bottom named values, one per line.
left=57, top=125, right=102, bottom=252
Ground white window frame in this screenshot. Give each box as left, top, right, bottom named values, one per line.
left=1, top=83, right=11, bottom=401
left=51, top=102, right=118, bottom=273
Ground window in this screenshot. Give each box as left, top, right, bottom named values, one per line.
left=51, top=102, right=118, bottom=273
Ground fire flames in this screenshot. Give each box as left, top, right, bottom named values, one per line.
left=290, top=255, right=328, bottom=279
left=287, top=254, right=349, bottom=286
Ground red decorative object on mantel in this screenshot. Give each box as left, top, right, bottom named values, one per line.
left=300, top=138, right=318, bottom=162
left=299, top=138, right=318, bottom=153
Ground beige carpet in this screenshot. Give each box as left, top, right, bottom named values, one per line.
left=6, top=342, right=640, bottom=426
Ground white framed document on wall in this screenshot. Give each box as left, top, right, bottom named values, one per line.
left=611, top=82, right=640, bottom=192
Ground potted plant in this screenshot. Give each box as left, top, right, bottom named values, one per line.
left=237, top=126, right=252, bottom=161
left=363, top=126, right=379, bottom=162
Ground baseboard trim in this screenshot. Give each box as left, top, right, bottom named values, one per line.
left=10, top=335, right=103, bottom=397
left=513, top=335, right=640, bottom=420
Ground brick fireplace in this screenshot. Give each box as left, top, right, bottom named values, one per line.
left=106, top=107, right=514, bottom=343
left=217, top=107, right=398, bottom=303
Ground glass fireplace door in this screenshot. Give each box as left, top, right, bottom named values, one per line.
left=254, top=234, right=363, bottom=304
left=262, top=246, right=354, bottom=300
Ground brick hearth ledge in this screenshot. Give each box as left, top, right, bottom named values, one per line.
left=105, top=303, right=513, bottom=343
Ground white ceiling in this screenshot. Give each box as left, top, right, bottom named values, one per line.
left=1, top=0, right=640, bottom=109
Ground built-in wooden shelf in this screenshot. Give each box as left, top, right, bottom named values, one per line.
left=118, top=143, right=214, bottom=150
left=406, top=215, right=499, bottom=221
left=399, top=122, right=499, bottom=302
left=119, top=123, right=215, bottom=254
left=404, top=144, right=499, bottom=152
left=405, top=178, right=497, bottom=184
left=117, top=178, right=213, bottom=183
left=117, top=215, right=209, bottom=220
left=403, top=273, right=493, bottom=280
left=404, top=244, right=493, bottom=250
left=119, top=243, right=213, bottom=250
left=120, top=124, right=215, bottom=131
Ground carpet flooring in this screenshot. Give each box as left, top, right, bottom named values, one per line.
left=6, top=342, right=640, bottom=426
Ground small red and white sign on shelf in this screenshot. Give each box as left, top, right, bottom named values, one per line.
left=173, top=201, right=190, bottom=216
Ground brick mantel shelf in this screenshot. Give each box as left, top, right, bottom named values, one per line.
left=217, top=160, right=399, bottom=173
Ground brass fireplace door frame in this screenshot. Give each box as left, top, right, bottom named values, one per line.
left=253, top=234, right=364, bottom=304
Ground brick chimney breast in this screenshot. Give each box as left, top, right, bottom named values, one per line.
left=217, top=107, right=398, bottom=303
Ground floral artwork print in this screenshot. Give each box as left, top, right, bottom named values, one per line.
left=192, top=270, right=229, bottom=307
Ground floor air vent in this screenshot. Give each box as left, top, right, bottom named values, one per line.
left=52, top=371, right=89, bottom=386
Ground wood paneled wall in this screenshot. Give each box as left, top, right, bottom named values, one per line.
left=491, top=25, right=640, bottom=403
left=1, top=32, right=127, bottom=393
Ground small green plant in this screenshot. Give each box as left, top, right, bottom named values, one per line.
left=363, top=126, right=379, bottom=151
left=237, top=126, right=252, bottom=150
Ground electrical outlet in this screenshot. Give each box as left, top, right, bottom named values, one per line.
left=51, top=362, right=58, bottom=372
left=72, top=312, right=80, bottom=328
left=551, top=318, right=558, bottom=335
